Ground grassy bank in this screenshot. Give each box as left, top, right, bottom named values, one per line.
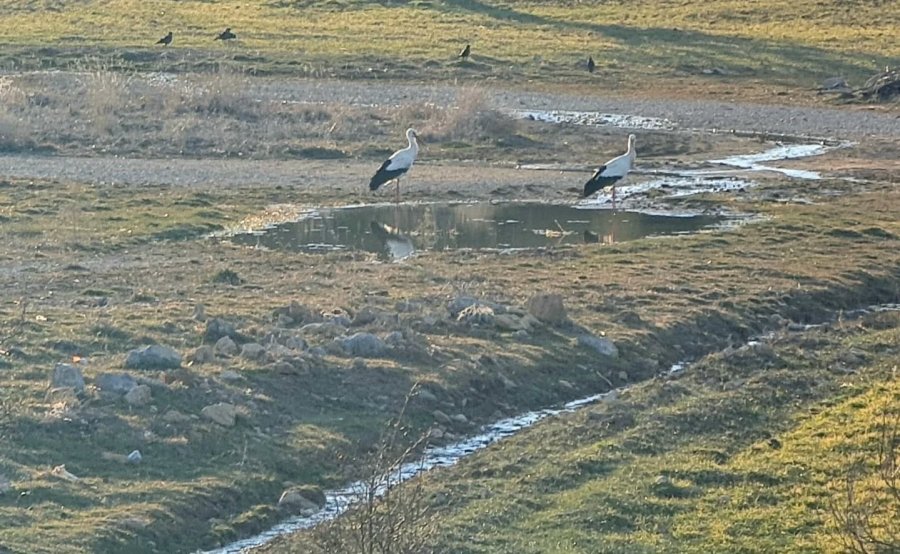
left=0, top=0, right=898, bottom=95
left=0, top=159, right=899, bottom=552
left=272, top=307, right=898, bottom=554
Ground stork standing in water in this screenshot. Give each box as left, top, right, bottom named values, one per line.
left=369, top=128, right=420, bottom=203
left=583, top=134, right=636, bottom=208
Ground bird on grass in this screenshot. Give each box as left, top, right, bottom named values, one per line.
left=215, top=28, right=237, bottom=41
left=583, top=134, right=636, bottom=209
left=369, top=128, right=420, bottom=203
left=156, top=32, right=173, bottom=46
left=459, top=43, right=471, bottom=60
left=587, top=56, right=595, bottom=73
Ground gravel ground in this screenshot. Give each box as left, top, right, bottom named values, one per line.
left=1, top=76, right=897, bottom=189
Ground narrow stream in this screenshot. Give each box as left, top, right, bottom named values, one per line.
left=203, top=390, right=618, bottom=553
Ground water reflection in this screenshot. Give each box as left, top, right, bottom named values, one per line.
left=230, top=202, right=725, bottom=260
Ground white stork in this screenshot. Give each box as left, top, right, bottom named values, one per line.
left=369, top=128, right=420, bottom=202
left=583, top=134, right=636, bottom=208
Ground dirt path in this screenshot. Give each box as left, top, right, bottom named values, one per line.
left=0, top=77, right=896, bottom=190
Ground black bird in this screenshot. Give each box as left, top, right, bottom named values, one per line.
left=587, top=56, right=595, bottom=73
left=215, top=28, right=237, bottom=41
left=156, top=32, right=173, bottom=46
left=459, top=43, right=471, bottom=60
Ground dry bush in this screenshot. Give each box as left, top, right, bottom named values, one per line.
left=830, top=413, right=900, bottom=553
left=71, top=59, right=138, bottom=136
left=399, top=87, right=518, bottom=143
left=308, top=386, right=436, bottom=554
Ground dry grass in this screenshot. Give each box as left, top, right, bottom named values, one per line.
left=0, top=68, right=520, bottom=158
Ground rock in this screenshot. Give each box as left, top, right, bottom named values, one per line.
left=127, top=450, right=142, bottom=464
left=494, top=313, right=528, bottom=331
left=513, top=330, right=530, bottom=340
left=432, top=410, right=452, bottom=425
left=577, top=334, right=619, bottom=358
left=162, top=409, right=191, bottom=423
left=526, top=294, right=567, bottom=324
left=219, top=369, right=242, bottom=381
left=240, top=343, right=267, bottom=360
left=308, top=346, right=327, bottom=357
left=192, top=304, right=206, bottom=322
left=339, top=333, right=388, bottom=358
left=284, top=336, right=307, bottom=351
left=96, top=373, right=137, bottom=395
left=351, top=357, right=368, bottom=370
left=275, top=313, right=294, bottom=327
left=498, top=373, right=517, bottom=390
left=383, top=331, right=405, bottom=346
left=429, top=428, right=445, bottom=440
left=278, top=486, right=325, bottom=514
left=201, top=403, right=238, bottom=427
left=351, top=307, right=378, bottom=327
left=273, top=301, right=321, bottom=326
left=325, top=314, right=352, bottom=328
left=300, top=322, right=347, bottom=338
left=450, top=413, right=469, bottom=424
left=188, top=345, right=215, bottom=365
left=618, top=371, right=629, bottom=381
left=214, top=336, right=238, bottom=356
left=417, top=389, right=438, bottom=403
left=124, top=385, right=152, bottom=407
left=51, top=363, right=85, bottom=392
left=267, top=344, right=293, bottom=359
left=204, top=318, right=237, bottom=342
left=456, top=304, right=495, bottom=326
left=125, top=345, right=182, bottom=370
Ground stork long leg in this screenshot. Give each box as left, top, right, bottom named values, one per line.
left=611, top=185, right=617, bottom=210
left=395, top=177, right=401, bottom=204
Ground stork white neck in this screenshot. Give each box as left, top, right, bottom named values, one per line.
left=626, top=134, right=636, bottom=158
left=406, top=128, right=419, bottom=156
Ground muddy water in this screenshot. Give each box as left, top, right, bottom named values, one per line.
left=229, top=202, right=726, bottom=260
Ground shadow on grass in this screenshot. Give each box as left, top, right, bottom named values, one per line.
left=433, top=0, right=893, bottom=79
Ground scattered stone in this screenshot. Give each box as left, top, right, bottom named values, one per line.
left=325, top=314, right=352, bottom=328
left=267, top=344, right=293, bottom=359
left=498, top=373, right=517, bottom=390
left=417, top=389, right=438, bottom=403
left=162, top=409, right=191, bottom=423
left=432, top=410, right=452, bottom=425
left=214, top=336, right=239, bottom=356
left=351, top=307, right=378, bottom=327
left=188, top=345, right=215, bottom=365
left=450, top=413, right=469, bottom=424
left=339, top=332, right=388, bottom=358
left=456, top=304, right=495, bottom=326
left=219, top=369, right=242, bottom=381
left=351, top=357, right=368, bottom=370
left=192, top=304, right=206, bottom=322
left=273, top=301, right=321, bottom=326
left=494, top=313, right=528, bottom=331
left=127, top=450, right=142, bottom=464
left=618, top=371, right=629, bottom=382
left=124, top=385, right=152, bottom=407
left=204, top=318, right=238, bottom=342
left=526, top=294, right=567, bottom=324
left=513, top=330, right=530, bottom=340
left=383, top=331, right=405, bottom=346
left=284, top=336, right=307, bottom=351
left=125, top=345, right=182, bottom=370
left=308, top=346, right=327, bottom=357
left=278, top=486, right=325, bottom=515
left=51, top=363, right=85, bottom=393
left=429, top=428, right=445, bottom=440
left=275, top=313, right=294, bottom=327
left=96, top=373, right=138, bottom=395
left=201, top=403, right=238, bottom=427
left=300, top=322, right=347, bottom=338
left=577, top=334, right=619, bottom=358
left=240, top=343, right=267, bottom=360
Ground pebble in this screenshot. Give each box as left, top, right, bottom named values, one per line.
left=127, top=450, right=142, bottom=464
left=125, top=345, right=182, bottom=370
left=51, top=363, right=85, bottom=393
left=201, top=403, right=238, bottom=427
left=124, top=385, right=152, bottom=407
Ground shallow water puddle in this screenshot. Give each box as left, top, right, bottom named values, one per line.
left=230, top=203, right=726, bottom=260
left=705, top=142, right=843, bottom=180
left=508, top=109, right=676, bottom=130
